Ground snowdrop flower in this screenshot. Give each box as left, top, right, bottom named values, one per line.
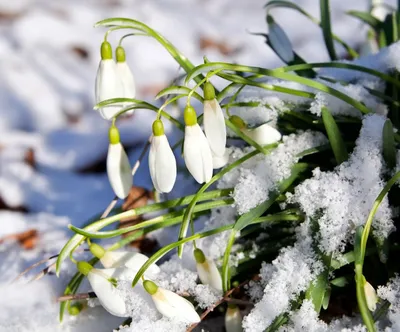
left=89, top=243, right=160, bottom=276
left=371, top=0, right=391, bottom=21
left=203, top=82, right=226, bottom=157
left=193, top=248, right=222, bottom=292
left=148, top=120, right=177, bottom=193
left=107, top=124, right=132, bottom=199
left=225, top=304, right=243, bottom=332
left=267, top=15, right=294, bottom=63
left=212, top=150, right=230, bottom=169
left=143, top=280, right=201, bottom=323
left=77, top=261, right=129, bottom=317
left=95, top=41, right=124, bottom=120
left=116, top=46, right=136, bottom=114
left=230, top=115, right=281, bottom=146
left=364, top=280, right=378, bottom=311
left=183, top=105, right=213, bottom=184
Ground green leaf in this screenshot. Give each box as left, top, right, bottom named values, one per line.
left=320, top=0, right=337, bottom=60
left=331, top=276, right=349, bottom=287
left=155, top=86, right=204, bottom=102
left=55, top=188, right=231, bottom=275
left=321, top=107, right=348, bottom=165
left=264, top=0, right=358, bottom=58
left=382, top=119, right=396, bottom=170
left=185, top=62, right=371, bottom=114
left=347, top=10, right=382, bottom=30
left=322, top=287, right=331, bottom=310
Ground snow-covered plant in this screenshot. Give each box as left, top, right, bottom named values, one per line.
left=35, top=1, right=400, bottom=331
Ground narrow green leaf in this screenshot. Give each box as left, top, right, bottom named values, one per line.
left=320, top=0, right=337, bottom=60
left=322, top=286, right=331, bottom=310
left=347, top=10, right=382, bottom=30
left=382, top=119, right=396, bottom=169
left=331, top=276, right=349, bottom=287
left=321, top=107, right=348, bottom=165
left=55, top=189, right=232, bottom=275
left=155, top=86, right=204, bottom=102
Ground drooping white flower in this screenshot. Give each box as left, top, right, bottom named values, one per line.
left=371, top=0, right=391, bottom=21
left=89, top=243, right=161, bottom=277
left=193, top=248, right=223, bottom=292
left=203, top=82, right=226, bottom=157
left=148, top=120, right=177, bottom=193
left=212, top=149, right=230, bottom=169
left=183, top=105, right=213, bottom=184
left=364, top=280, right=378, bottom=312
left=143, top=280, right=201, bottom=323
left=242, top=123, right=282, bottom=146
left=95, top=41, right=124, bottom=120
left=77, top=261, right=129, bottom=317
left=116, top=45, right=136, bottom=115
left=107, top=125, right=132, bottom=199
left=267, top=15, right=294, bottom=63
left=225, top=304, right=243, bottom=332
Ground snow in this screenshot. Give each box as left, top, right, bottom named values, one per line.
left=1, top=0, right=399, bottom=331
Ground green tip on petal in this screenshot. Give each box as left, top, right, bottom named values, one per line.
left=109, top=125, right=120, bottom=144
left=152, top=119, right=165, bottom=136
left=266, top=15, right=274, bottom=25
left=203, top=82, right=216, bottom=101
left=143, top=280, right=158, bottom=295
left=101, top=41, right=113, bottom=60
left=229, top=115, right=247, bottom=129
left=193, top=248, right=206, bottom=264
left=227, top=303, right=238, bottom=309
left=89, top=243, right=106, bottom=259
left=68, top=303, right=83, bottom=316
left=115, top=46, right=126, bottom=63
left=184, top=105, right=197, bottom=126
left=77, top=261, right=93, bottom=276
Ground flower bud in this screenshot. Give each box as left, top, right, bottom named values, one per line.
left=364, top=280, right=378, bottom=312
left=225, top=304, right=243, bottom=332
left=241, top=123, right=281, bottom=146
left=149, top=120, right=177, bottom=193
left=144, top=279, right=201, bottom=323
left=107, top=125, right=132, bottom=199
left=194, top=248, right=222, bottom=292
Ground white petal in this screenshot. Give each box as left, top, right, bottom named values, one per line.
left=107, top=143, right=132, bottom=199
left=149, top=135, right=177, bottom=193
left=242, top=123, right=281, bottom=146
left=364, top=282, right=378, bottom=312
left=184, top=124, right=213, bottom=184
left=196, top=259, right=223, bottom=292
left=152, top=288, right=201, bottom=323
left=101, top=251, right=161, bottom=277
left=204, top=99, right=226, bottom=157
left=95, top=59, right=124, bottom=120
left=116, top=62, right=136, bottom=114
left=225, top=306, right=243, bottom=332
left=268, top=21, right=294, bottom=63
left=87, top=269, right=128, bottom=317
left=212, top=149, right=230, bottom=169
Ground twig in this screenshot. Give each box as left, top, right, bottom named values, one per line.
left=29, top=261, right=56, bottom=282
left=57, top=292, right=96, bottom=302
left=13, top=254, right=59, bottom=282
left=101, top=196, right=118, bottom=219
left=186, top=279, right=251, bottom=332
left=131, top=138, right=152, bottom=176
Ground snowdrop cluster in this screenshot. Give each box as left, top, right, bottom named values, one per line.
left=78, top=244, right=223, bottom=323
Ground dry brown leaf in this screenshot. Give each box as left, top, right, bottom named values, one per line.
left=0, top=229, right=38, bottom=250
left=199, top=36, right=241, bottom=56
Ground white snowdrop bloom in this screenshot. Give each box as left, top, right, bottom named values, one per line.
left=371, top=0, right=391, bottom=21
left=149, top=120, right=177, bottom=193
left=193, top=248, right=223, bottom=292
left=267, top=15, right=294, bottom=63
left=212, top=149, right=230, bottom=169
left=107, top=125, right=132, bottom=199
left=77, top=261, right=129, bottom=317
left=242, top=123, right=282, bottom=146
left=89, top=243, right=161, bottom=277
left=203, top=82, right=226, bottom=157
left=143, top=280, right=201, bottom=323
left=225, top=304, right=243, bottom=332
left=364, top=281, right=378, bottom=311
left=116, top=46, right=136, bottom=115
left=183, top=105, right=213, bottom=184
left=95, top=41, right=124, bottom=120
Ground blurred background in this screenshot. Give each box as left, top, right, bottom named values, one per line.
left=0, top=0, right=396, bottom=331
